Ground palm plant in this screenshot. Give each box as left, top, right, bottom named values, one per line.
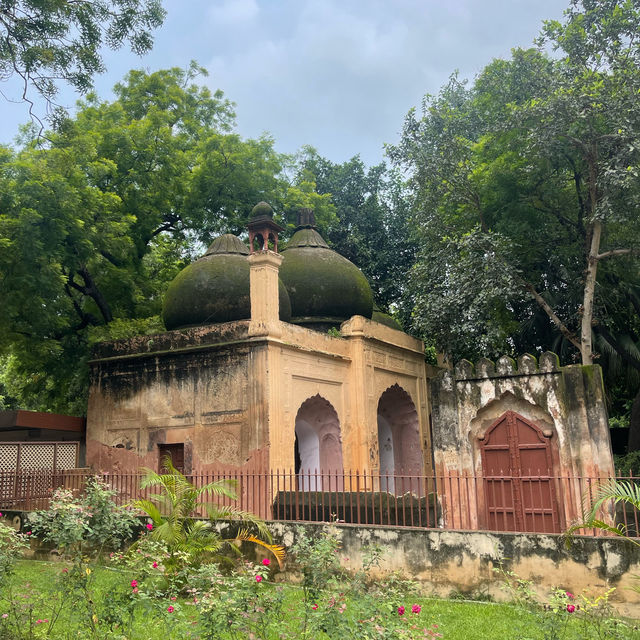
left=131, top=459, right=284, bottom=570
left=565, top=479, right=640, bottom=547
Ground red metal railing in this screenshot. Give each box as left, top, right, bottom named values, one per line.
left=0, top=469, right=638, bottom=538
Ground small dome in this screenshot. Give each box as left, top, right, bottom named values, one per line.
left=162, top=234, right=291, bottom=330
left=372, top=303, right=403, bottom=331
left=280, top=226, right=373, bottom=330
left=250, top=201, right=274, bottom=221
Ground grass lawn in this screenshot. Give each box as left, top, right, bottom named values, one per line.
left=0, top=560, right=637, bottom=639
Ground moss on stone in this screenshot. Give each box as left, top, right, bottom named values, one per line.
left=280, top=230, right=373, bottom=322
left=162, top=238, right=291, bottom=330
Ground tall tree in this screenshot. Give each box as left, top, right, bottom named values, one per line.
left=296, top=147, right=417, bottom=321
left=0, top=0, right=165, bottom=123
left=389, top=0, right=640, bottom=442
left=0, top=65, right=288, bottom=413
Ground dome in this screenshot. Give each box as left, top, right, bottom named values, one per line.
left=280, top=224, right=373, bottom=330
left=372, top=303, right=403, bottom=331
left=162, top=234, right=291, bottom=330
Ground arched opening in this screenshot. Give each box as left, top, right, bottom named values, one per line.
left=294, top=394, right=343, bottom=490
left=377, top=384, right=423, bottom=495
left=480, top=410, right=562, bottom=533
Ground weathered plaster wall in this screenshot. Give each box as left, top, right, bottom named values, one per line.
left=430, top=353, right=615, bottom=529
left=87, top=322, right=259, bottom=472
left=259, top=521, right=640, bottom=618
left=86, top=315, right=432, bottom=480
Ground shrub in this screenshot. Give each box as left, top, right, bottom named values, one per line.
left=28, top=476, right=138, bottom=555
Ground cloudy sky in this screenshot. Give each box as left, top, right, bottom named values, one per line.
left=0, top=0, right=565, bottom=166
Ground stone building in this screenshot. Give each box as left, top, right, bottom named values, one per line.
left=85, top=203, right=615, bottom=532
left=86, top=205, right=432, bottom=487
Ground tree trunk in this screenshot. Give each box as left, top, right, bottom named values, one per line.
left=581, top=219, right=602, bottom=364
left=627, top=387, right=640, bottom=453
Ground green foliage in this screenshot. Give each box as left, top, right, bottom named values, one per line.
left=296, top=147, right=418, bottom=325
left=28, top=476, right=138, bottom=555
left=131, top=460, right=284, bottom=574
left=389, top=1, right=640, bottom=370
left=0, top=64, right=291, bottom=413
left=614, top=450, right=640, bottom=476
left=0, top=522, right=28, bottom=587
left=565, top=479, right=640, bottom=546
left=0, top=0, right=165, bottom=119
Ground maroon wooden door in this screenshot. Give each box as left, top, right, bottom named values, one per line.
left=158, top=443, right=185, bottom=474
left=480, top=411, right=560, bottom=533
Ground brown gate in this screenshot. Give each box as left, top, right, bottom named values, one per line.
left=480, top=411, right=560, bottom=533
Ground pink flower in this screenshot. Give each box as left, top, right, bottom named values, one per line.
left=62, top=568, right=68, bottom=574
left=131, top=580, right=138, bottom=588
left=411, top=604, right=421, bottom=614
left=2, top=614, right=8, bottom=619
left=170, top=596, right=177, bottom=602
left=398, top=606, right=405, bottom=616
left=566, top=591, right=574, bottom=600
left=133, top=587, right=139, bottom=594
left=311, top=604, right=318, bottom=610
left=167, top=605, right=174, bottom=613
left=146, top=523, right=153, bottom=531
left=26, top=531, right=32, bottom=536
left=36, top=620, right=43, bottom=624
left=152, top=562, right=158, bottom=569
left=0, top=512, right=3, bottom=517
left=255, top=575, right=263, bottom=583
left=567, top=604, right=576, bottom=613
left=262, top=558, right=271, bottom=566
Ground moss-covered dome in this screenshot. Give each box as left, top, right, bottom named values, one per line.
left=162, top=234, right=292, bottom=330
left=372, top=303, right=403, bottom=331
left=280, top=226, right=373, bottom=330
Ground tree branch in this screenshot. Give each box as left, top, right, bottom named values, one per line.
left=596, top=248, right=640, bottom=260
left=522, top=280, right=581, bottom=351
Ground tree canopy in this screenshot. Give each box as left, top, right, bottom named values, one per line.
left=0, top=64, right=298, bottom=413
left=0, top=0, right=165, bottom=122
left=389, top=0, right=640, bottom=442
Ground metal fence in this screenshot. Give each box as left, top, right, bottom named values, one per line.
left=0, top=468, right=638, bottom=538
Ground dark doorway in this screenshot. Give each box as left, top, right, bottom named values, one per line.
left=158, top=443, right=185, bottom=474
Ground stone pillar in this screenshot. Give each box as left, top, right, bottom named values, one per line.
left=248, top=250, right=283, bottom=337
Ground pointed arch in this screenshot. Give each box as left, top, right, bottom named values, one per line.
left=377, top=384, right=423, bottom=494
left=294, top=394, right=343, bottom=490
left=480, top=410, right=562, bottom=533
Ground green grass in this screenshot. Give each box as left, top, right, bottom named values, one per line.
left=0, top=560, right=638, bottom=639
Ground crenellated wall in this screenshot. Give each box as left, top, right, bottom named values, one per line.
left=430, top=352, right=615, bottom=531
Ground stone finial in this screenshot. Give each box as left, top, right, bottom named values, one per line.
left=475, top=358, right=495, bottom=377
left=296, top=207, right=316, bottom=228
left=539, top=351, right=560, bottom=373
left=518, top=354, right=537, bottom=375
left=496, top=356, right=516, bottom=376
left=454, top=359, right=473, bottom=379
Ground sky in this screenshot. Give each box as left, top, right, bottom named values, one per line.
left=0, top=0, right=566, bottom=166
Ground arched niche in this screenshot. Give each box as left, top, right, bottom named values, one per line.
left=294, top=394, right=343, bottom=490
left=377, top=384, right=423, bottom=495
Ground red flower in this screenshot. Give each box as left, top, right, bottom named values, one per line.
left=312, top=604, right=318, bottom=610
left=262, top=558, right=271, bottom=566
left=256, top=575, right=263, bottom=583
left=146, top=523, right=153, bottom=531
left=167, top=605, right=174, bottom=613
left=398, top=606, right=405, bottom=616
left=411, top=604, right=421, bottom=614
left=152, top=562, right=158, bottom=569
left=567, top=604, right=576, bottom=613
left=131, top=580, right=138, bottom=588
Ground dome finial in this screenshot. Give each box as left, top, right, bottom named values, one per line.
left=296, top=207, right=316, bottom=229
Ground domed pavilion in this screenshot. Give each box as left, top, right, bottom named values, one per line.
left=86, top=202, right=431, bottom=488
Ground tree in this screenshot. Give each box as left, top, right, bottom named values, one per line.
left=0, top=0, right=165, bottom=123
left=389, top=0, right=640, bottom=440
left=296, top=147, right=417, bottom=322
left=0, top=65, right=288, bottom=413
